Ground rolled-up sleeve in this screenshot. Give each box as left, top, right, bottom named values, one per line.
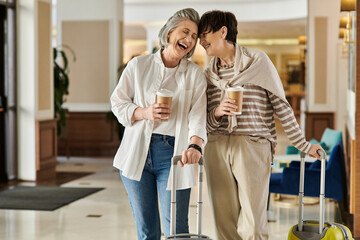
left=110, top=58, right=139, bottom=127
left=187, top=69, right=208, bottom=144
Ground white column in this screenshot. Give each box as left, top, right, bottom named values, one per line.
left=17, top=0, right=53, bottom=180
left=336, top=41, right=349, bottom=134
left=306, top=0, right=341, bottom=112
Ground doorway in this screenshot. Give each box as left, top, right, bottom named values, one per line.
left=0, top=5, right=6, bottom=181
left=0, top=0, right=17, bottom=182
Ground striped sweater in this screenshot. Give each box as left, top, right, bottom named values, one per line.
left=207, top=67, right=311, bottom=153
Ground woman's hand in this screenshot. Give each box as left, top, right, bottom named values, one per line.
left=308, top=144, right=325, bottom=160
left=144, top=103, right=170, bottom=121
left=180, top=148, right=201, bottom=167
left=133, top=103, right=170, bottom=122
left=214, top=98, right=237, bottom=121
left=179, top=136, right=203, bottom=167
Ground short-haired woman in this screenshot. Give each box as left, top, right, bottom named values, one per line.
left=111, top=8, right=207, bottom=240
left=198, top=10, right=324, bottom=240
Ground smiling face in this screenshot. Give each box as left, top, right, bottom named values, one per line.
left=165, top=19, right=198, bottom=59
left=199, top=27, right=225, bottom=57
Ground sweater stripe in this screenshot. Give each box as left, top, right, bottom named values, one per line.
left=207, top=68, right=311, bottom=153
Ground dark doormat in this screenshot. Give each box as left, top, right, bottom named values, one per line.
left=0, top=186, right=104, bottom=211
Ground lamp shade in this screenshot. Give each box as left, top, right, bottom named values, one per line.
left=341, top=0, right=356, bottom=11
left=339, top=16, right=350, bottom=28
left=339, top=28, right=345, bottom=39
left=298, top=35, right=307, bottom=45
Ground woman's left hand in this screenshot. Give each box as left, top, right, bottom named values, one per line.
left=308, top=144, right=325, bottom=160
left=180, top=148, right=201, bottom=167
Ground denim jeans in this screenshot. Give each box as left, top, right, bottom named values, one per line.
left=121, top=134, right=191, bottom=240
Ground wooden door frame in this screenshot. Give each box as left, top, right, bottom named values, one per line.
left=355, top=0, right=360, bottom=236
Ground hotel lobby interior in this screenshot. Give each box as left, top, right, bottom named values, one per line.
left=0, top=0, right=360, bottom=239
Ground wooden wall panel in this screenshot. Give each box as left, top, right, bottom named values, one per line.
left=305, top=112, right=334, bottom=141
left=354, top=1, right=360, bottom=235
left=346, top=126, right=354, bottom=214
left=58, top=112, right=120, bottom=157
left=36, top=119, right=57, bottom=181
left=351, top=139, right=356, bottom=214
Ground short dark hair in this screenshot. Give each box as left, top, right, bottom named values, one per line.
left=198, top=10, right=238, bottom=45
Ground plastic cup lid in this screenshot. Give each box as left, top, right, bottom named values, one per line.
left=226, top=86, right=245, bottom=92
left=156, top=89, right=173, bottom=97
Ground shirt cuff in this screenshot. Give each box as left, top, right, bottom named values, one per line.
left=208, top=108, right=221, bottom=128
left=188, top=127, right=207, bottom=147
left=115, top=103, right=138, bottom=127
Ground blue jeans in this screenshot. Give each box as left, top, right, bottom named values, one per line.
left=121, top=134, right=191, bottom=240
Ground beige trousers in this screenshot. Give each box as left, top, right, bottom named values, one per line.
left=204, top=134, right=272, bottom=240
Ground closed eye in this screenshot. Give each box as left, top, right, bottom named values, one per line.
left=200, top=31, right=210, bottom=39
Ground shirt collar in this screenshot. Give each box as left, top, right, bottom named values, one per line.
left=154, top=49, right=188, bottom=73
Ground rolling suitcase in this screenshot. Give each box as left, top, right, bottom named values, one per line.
left=288, top=151, right=353, bottom=239
left=163, top=155, right=212, bottom=240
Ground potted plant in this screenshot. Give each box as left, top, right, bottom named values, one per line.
left=53, top=45, right=76, bottom=136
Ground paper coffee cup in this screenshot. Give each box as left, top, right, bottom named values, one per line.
left=156, top=89, right=173, bottom=119
left=226, top=86, right=245, bottom=115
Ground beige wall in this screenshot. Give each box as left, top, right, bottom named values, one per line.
left=123, top=40, right=147, bottom=63
left=37, top=1, right=51, bottom=111
left=62, top=21, right=110, bottom=103
left=119, top=21, right=124, bottom=66
left=314, top=17, right=327, bottom=104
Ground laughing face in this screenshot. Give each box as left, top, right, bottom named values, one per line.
left=166, top=19, right=198, bottom=59
left=199, top=28, right=224, bottom=56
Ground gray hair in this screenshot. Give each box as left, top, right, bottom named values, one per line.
left=158, top=8, right=200, bottom=59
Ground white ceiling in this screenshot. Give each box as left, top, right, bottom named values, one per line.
left=123, top=0, right=307, bottom=41
left=124, top=18, right=306, bottom=40
left=124, top=0, right=291, bottom=2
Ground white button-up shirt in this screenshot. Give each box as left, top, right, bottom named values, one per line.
left=110, top=51, right=207, bottom=190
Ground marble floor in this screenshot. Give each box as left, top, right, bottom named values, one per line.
left=0, top=155, right=340, bottom=240
left=0, top=120, right=349, bottom=240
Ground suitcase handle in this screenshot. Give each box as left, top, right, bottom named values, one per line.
left=298, top=150, right=326, bottom=234
left=170, top=156, right=204, bottom=236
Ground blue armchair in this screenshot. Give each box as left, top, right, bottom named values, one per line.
left=269, top=143, right=346, bottom=202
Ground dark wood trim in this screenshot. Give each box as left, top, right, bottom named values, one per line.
left=0, top=5, right=6, bottom=182
left=354, top=0, right=360, bottom=236
left=36, top=119, right=57, bottom=181
left=304, top=112, right=334, bottom=141
left=345, top=126, right=353, bottom=212
left=0, top=1, right=16, bottom=8
left=57, top=112, right=120, bottom=157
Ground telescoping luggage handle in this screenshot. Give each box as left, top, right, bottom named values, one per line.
left=170, top=156, right=204, bottom=236
left=298, top=150, right=326, bottom=234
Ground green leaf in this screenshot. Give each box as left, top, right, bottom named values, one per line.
left=59, top=50, right=68, bottom=70
left=53, top=45, right=75, bottom=136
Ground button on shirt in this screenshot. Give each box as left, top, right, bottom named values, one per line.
left=110, top=51, right=207, bottom=190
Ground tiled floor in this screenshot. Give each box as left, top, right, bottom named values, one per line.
left=0, top=156, right=339, bottom=240
left=0, top=120, right=349, bottom=239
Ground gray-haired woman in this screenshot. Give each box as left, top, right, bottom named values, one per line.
left=110, top=8, right=207, bottom=240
